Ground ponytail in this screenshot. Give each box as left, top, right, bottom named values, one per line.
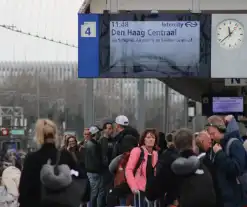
left=35, top=119, right=57, bottom=145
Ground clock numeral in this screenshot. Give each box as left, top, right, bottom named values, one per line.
left=240, top=33, right=243, bottom=35
left=229, top=44, right=231, bottom=47
left=239, top=39, right=242, bottom=41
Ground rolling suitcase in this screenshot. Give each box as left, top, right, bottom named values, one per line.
left=134, top=191, right=158, bottom=207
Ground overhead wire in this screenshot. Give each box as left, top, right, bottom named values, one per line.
left=0, top=24, right=78, bottom=48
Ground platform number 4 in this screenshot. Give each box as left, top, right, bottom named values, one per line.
left=81, top=22, right=96, bottom=38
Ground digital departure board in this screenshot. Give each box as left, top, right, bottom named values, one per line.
left=78, top=13, right=211, bottom=78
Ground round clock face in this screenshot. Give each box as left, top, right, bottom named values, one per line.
left=216, top=19, right=244, bottom=50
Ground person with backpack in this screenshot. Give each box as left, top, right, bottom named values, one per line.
left=18, top=119, right=87, bottom=207
left=195, top=130, right=223, bottom=207
left=125, top=128, right=158, bottom=207
left=206, top=115, right=247, bottom=207
left=112, top=115, right=139, bottom=159
left=146, top=128, right=216, bottom=207
left=108, top=135, right=139, bottom=206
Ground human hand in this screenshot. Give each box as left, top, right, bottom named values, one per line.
left=103, top=132, right=109, bottom=138
left=213, top=143, right=222, bottom=153
left=132, top=189, right=139, bottom=194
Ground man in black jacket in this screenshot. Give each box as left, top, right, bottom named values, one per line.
left=195, top=130, right=223, bottom=207
left=146, top=128, right=216, bottom=207
left=156, top=132, right=178, bottom=207
left=84, top=126, right=105, bottom=207
left=112, top=115, right=139, bottom=159
left=100, top=122, right=115, bottom=167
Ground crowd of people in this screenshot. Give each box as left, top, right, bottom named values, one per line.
left=0, top=114, right=247, bottom=207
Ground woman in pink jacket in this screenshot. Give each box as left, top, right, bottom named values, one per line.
left=125, top=128, right=158, bottom=206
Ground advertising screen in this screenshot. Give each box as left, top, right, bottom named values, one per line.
left=212, top=97, right=244, bottom=113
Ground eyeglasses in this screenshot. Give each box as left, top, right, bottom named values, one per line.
left=84, top=133, right=90, bottom=136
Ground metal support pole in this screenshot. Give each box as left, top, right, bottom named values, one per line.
left=184, top=97, right=188, bottom=127
left=36, top=69, right=40, bottom=119
left=164, top=85, right=169, bottom=132
left=191, top=0, right=201, bottom=13
left=137, top=79, right=145, bottom=133
left=83, top=79, right=94, bottom=128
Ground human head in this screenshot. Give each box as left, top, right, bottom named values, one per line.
left=5, top=149, right=17, bottom=164
left=35, top=119, right=57, bottom=145
left=158, top=132, right=167, bottom=151
left=115, top=115, right=129, bottom=133
left=139, top=128, right=158, bottom=149
left=66, top=135, right=77, bottom=149
left=206, top=115, right=226, bottom=142
left=195, top=130, right=212, bottom=152
left=89, top=126, right=101, bottom=139
left=62, top=134, right=70, bottom=148
left=166, top=133, right=175, bottom=148
left=83, top=128, right=90, bottom=140
left=103, top=122, right=113, bottom=136
left=173, top=128, right=195, bottom=152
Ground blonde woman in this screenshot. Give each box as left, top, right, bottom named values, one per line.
left=18, top=119, right=82, bottom=207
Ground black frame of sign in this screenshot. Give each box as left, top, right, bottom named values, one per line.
left=99, top=11, right=212, bottom=78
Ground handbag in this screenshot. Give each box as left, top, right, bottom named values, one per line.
left=40, top=149, right=89, bottom=207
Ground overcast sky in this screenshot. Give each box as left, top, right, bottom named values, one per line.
left=0, top=0, right=84, bottom=61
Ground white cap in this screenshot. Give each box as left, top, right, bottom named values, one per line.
left=89, top=126, right=100, bottom=135
left=115, top=115, right=129, bottom=126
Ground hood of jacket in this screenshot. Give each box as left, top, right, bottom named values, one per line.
left=171, top=150, right=205, bottom=175
left=0, top=186, right=16, bottom=203
left=1, top=166, right=21, bottom=197
left=40, top=161, right=72, bottom=190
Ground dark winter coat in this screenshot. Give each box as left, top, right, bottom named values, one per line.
left=18, top=143, right=86, bottom=207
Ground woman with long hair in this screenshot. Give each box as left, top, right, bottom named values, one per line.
left=125, top=128, right=158, bottom=206
left=18, top=119, right=85, bottom=207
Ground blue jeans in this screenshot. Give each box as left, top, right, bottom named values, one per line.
left=119, top=198, right=126, bottom=206
left=87, top=173, right=105, bottom=207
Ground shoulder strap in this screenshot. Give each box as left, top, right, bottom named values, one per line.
left=133, top=147, right=144, bottom=175
left=226, top=138, right=239, bottom=155
left=54, top=149, right=61, bottom=175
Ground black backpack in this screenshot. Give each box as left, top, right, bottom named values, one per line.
left=177, top=160, right=216, bottom=207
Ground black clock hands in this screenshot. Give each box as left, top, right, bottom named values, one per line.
left=221, top=34, right=230, bottom=43
left=221, top=27, right=233, bottom=43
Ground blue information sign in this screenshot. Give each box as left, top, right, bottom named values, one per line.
left=78, top=14, right=100, bottom=78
